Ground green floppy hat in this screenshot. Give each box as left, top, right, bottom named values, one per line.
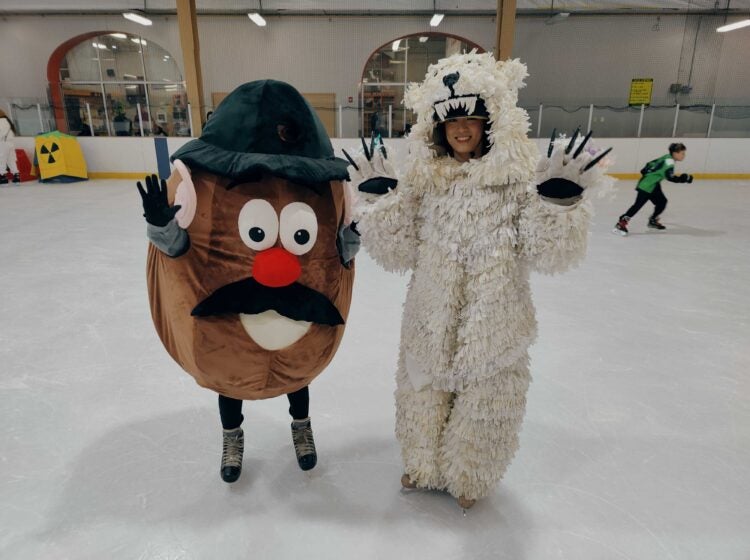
left=171, top=80, right=349, bottom=185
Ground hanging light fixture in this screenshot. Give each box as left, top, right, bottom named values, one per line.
left=248, top=0, right=267, bottom=27
left=717, top=19, right=750, bottom=32
left=430, top=1, right=444, bottom=27
left=122, top=10, right=152, bottom=27
left=544, top=0, right=569, bottom=25
left=717, top=1, right=750, bottom=32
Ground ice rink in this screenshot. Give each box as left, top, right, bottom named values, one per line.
left=1, top=178, right=748, bottom=560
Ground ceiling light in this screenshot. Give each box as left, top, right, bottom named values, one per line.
left=91, top=42, right=108, bottom=49
left=123, top=11, right=152, bottom=26
left=717, top=19, right=750, bottom=32
left=545, top=12, right=570, bottom=25
left=419, top=36, right=429, bottom=43
left=430, top=14, right=444, bottom=27
left=248, top=13, right=267, bottom=27
left=392, top=39, right=401, bottom=51
left=109, top=33, right=127, bottom=39
left=131, top=38, right=147, bottom=45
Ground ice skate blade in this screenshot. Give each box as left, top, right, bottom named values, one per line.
left=612, top=228, right=627, bottom=236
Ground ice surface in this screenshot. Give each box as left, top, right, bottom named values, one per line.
left=1, top=179, right=748, bottom=559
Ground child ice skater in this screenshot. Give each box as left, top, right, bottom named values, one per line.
left=347, top=52, right=612, bottom=509
left=614, top=142, right=693, bottom=235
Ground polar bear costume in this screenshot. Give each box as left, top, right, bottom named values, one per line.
left=352, top=52, right=613, bottom=503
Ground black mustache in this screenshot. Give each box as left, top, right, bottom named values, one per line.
left=191, top=277, right=344, bottom=326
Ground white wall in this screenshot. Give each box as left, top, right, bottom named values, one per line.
left=194, top=15, right=496, bottom=136
left=1, top=13, right=748, bottom=136
left=0, top=15, right=184, bottom=99
left=12, top=136, right=750, bottom=176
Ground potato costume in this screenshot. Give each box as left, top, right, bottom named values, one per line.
left=145, top=80, right=354, bottom=401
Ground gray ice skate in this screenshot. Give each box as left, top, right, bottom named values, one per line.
left=220, top=427, right=244, bottom=483
left=291, top=417, right=317, bottom=471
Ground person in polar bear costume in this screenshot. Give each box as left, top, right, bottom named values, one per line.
left=347, top=51, right=613, bottom=509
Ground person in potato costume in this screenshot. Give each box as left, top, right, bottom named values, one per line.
left=137, top=80, right=358, bottom=483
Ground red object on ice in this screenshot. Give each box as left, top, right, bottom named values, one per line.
left=3, top=149, right=35, bottom=182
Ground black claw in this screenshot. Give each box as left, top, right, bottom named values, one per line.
left=572, top=130, right=593, bottom=159
left=583, top=147, right=612, bottom=171
left=565, top=127, right=581, bottom=155
left=361, top=137, right=371, bottom=160
left=547, top=128, right=557, bottom=158
left=342, top=149, right=359, bottom=171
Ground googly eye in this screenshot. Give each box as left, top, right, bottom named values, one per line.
left=279, top=202, right=318, bottom=256
left=238, top=199, right=279, bottom=251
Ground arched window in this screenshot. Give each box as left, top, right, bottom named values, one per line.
left=49, top=32, right=187, bottom=137
left=361, top=33, right=483, bottom=137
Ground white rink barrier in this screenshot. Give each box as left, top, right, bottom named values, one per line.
left=12, top=136, right=750, bottom=180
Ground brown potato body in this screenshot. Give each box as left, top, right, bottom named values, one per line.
left=147, top=171, right=354, bottom=400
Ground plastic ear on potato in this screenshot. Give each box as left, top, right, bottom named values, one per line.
left=173, top=159, right=197, bottom=228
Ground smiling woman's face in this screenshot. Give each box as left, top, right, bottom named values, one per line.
left=444, top=118, right=485, bottom=162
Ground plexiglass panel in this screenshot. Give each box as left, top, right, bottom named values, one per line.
left=55, top=32, right=184, bottom=136
left=360, top=33, right=481, bottom=137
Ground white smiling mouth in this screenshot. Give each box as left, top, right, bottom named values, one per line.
left=239, top=310, right=311, bottom=351
left=455, top=136, right=472, bottom=142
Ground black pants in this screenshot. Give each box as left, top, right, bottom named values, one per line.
left=218, top=386, right=310, bottom=430
left=624, top=184, right=667, bottom=219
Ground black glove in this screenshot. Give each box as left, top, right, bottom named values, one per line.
left=359, top=177, right=398, bottom=195
left=136, top=174, right=181, bottom=227
left=684, top=174, right=694, bottom=184
left=537, top=178, right=584, bottom=199
left=536, top=128, right=612, bottom=199
left=342, top=134, right=398, bottom=195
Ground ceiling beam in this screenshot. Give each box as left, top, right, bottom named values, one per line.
left=496, top=0, right=516, bottom=61
left=176, top=0, right=204, bottom=137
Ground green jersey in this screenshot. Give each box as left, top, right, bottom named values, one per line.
left=636, top=154, right=675, bottom=194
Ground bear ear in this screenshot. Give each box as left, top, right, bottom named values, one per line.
left=172, top=159, right=197, bottom=228
left=498, top=58, right=528, bottom=91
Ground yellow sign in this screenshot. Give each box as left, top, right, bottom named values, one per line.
left=629, top=79, right=653, bottom=106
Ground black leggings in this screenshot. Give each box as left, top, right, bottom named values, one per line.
left=624, top=183, right=668, bottom=219
left=218, top=386, right=310, bottom=429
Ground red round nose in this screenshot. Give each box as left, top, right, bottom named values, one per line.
left=252, top=247, right=301, bottom=288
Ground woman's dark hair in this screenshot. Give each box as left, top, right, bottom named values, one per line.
left=669, top=142, right=686, bottom=154
left=433, top=120, right=492, bottom=159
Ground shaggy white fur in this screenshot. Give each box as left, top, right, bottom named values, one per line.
left=354, top=52, right=613, bottom=501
